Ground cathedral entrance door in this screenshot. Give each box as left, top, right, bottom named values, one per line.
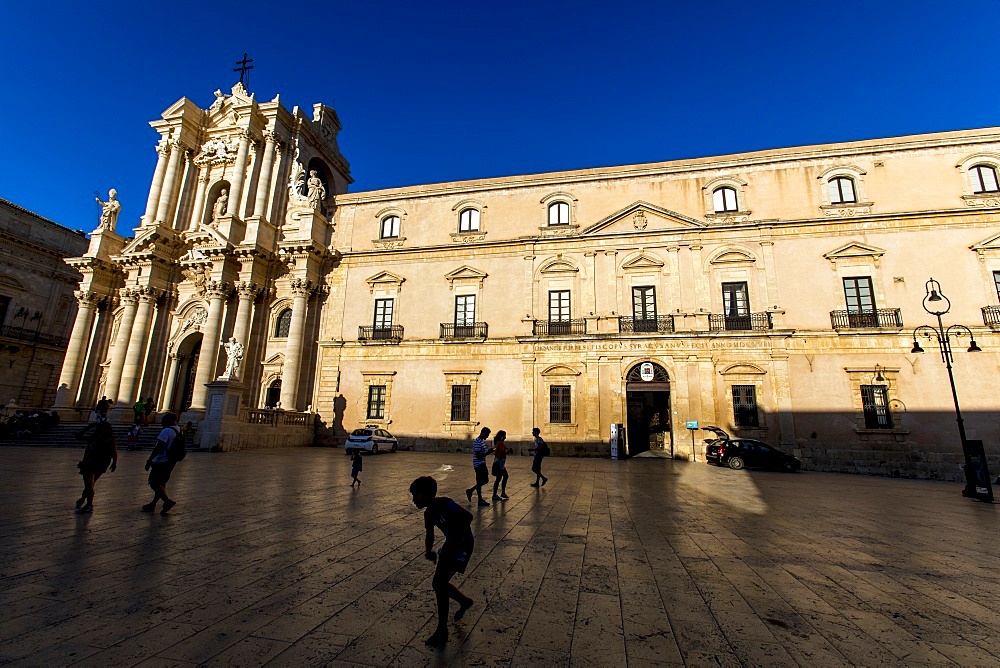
left=178, top=338, right=202, bottom=412
left=624, top=362, right=672, bottom=457
left=265, top=379, right=281, bottom=409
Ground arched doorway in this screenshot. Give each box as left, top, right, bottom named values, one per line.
left=179, top=339, right=202, bottom=412
left=265, top=379, right=281, bottom=409
left=625, top=362, right=672, bottom=457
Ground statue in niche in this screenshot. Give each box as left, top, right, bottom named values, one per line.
left=95, top=188, right=121, bottom=231
left=287, top=158, right=308, bottom=205
left=212, top=189, right=228, bottom=222
left=306, top=170, right=326, bottom=210
left=221, top=336, right=245, bottom=379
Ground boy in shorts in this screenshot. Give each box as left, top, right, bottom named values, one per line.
left=410, top=476, right=475, bottom=647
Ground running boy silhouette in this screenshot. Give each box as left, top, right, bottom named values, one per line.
left=410, top=476, right=475, bottom=647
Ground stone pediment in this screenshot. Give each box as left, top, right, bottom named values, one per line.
left=539, top=257, right=580, bottom=275
left=709, top=248, right=757, bottom=265
left=970, top=232, right=1000, bottom=262
left=0, top=274, right=25, bottom=291
left=182, top=226, right=231, bottom=251
left=366, top=271, right=405, bottom=293
left=541, top=364, right=581, bottom=376
left=823, top=242, right=886, bottom=265
left=581, top=201, right=706, bottom=236
left=444, top=265, right=488, bottom=289
left=620, top=252, right=665, bottom=271
left=720, top=363, right=767, bottom=376
left=263, top=352, right=285, bottom=365
left=119, top=226, right=182, bottom=256
left=159, top=96, right=203, bottom=122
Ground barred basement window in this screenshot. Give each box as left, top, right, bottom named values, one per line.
left=861, top=384, right=893, bottom=429
left=451, top=384, right=471, bottom=421
left=732, top=385, right=759, bottom=427
left=550, top=385, right=571, bottom=423
left=367, top=385, right=386, bottom=420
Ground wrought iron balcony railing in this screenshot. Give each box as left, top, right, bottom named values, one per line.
left=619, top=315, right=675, bottom=333
left=0, top=324, right=69, bottom=348
left=983, top=305, right=1000, bottom=328
left=358, top=325, right=404, bottom=343
left=440, top=322, right=489, bottom=339
left=533, top=319, right=586, bottom=336
left=709, top=312, right=773, bottom=332
left=829, top=309, right=902, bottom=330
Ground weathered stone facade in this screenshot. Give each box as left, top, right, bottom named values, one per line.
left=58, top=83, right=1000, bottom=478
left=0, top=198, right=87, bottom=408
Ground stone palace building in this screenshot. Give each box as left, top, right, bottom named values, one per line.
left=54, top=82, right=1000, bottom=479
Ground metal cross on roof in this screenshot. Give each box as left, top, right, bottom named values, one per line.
left=233, top=53, right=254, bottom=88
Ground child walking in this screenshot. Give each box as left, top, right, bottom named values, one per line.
left=465, top=427, right=492, bottom=507
left=350, top=450, right=363, bottom=486
left=410, top=476, right=475, bottom=647
left=491, top=430, right=509, bottom=500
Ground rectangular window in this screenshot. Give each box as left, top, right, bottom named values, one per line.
left=0, top=295, right=10, bottom=327
left=844, top=277, right=877, bottom=327
left=994, top=271, right=1000, bottom=301
left=732, top=385, right=759, bottom=427
left=373, top=298, right=394, bottom=329
left=366, top=385, right=386, bottom=420
left=722, top=282, right=749, bottom=317
left=548, top=290, right=570, bottom=322
left=632, top=286, right=657, bottom=320
left=450, top=384, right=471, bottom=421
left=548, top=202, right=569, bottom=226
left=455, top=295, right=476, bottom=327
left=861, top=385, right=893, bottom=429
left=550, top=385, right=571, bottom=423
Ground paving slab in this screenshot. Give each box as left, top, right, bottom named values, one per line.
left=2, top=446, right=999, bottom=666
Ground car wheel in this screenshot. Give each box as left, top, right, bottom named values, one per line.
left=728, top=456, right=745, bottom=470
left=391, top=443, right=397, bottom=453
left=372, top=443, right=379, bottom=455
left=783, top=460, right=795, bottom=472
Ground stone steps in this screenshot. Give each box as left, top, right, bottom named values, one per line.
left=2, top=422, right=179, bottom=450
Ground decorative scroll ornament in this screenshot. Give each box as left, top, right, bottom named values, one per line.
left=633, top=211, right=648, bottom=230
left=180, top=307, right=208, bottom=334
left=182, top=266, right=212, bottom=292
left=194, top=137, right=239, bottom=167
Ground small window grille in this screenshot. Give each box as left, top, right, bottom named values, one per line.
left=451, top=385, right=471, bottom=421
left=861, top=384, right=893, bottom=429
left=550, top=385, right=571, bottom=423
left=732, top=385, right=759, bottom=427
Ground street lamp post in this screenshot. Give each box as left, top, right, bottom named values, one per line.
left=910, top=278, right=992, bottom=502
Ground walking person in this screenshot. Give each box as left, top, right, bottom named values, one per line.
left=143, top=397, right=155, bottom=427
left=132, top=397, right=145, bottom=426
left=410, top=476, right=475, bottom=648
left=143, top=413, right=181, bottom=515
left=350, top=450, right=363, bottom=486
left=491, top=430, right=509, bottom=500
left=95, top=395, right=111, bottom=421
left=125, top=422, right=141, bottom=451
left=465, top=427, right=492, bottom=507
left=529, top=427, right=550, bottom=487
left=74, top=420, right=117, bottom=513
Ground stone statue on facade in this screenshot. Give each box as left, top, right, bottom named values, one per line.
left=95, top=189, right=121, bottom=231
left=306, top=170, right=326, bottom=210
left=212, top=189, right=228, bottom=222
left=287, top=158, right=308, bottom=206
left=221, top=336, right=245, bottom=379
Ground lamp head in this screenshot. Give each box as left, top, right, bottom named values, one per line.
left=911, top=340, right=925, bottom=354
left=873, top=365, right=886, bottom=382
left=968, top=339, right=982, bottom=353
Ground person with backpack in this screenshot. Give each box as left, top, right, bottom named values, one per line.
left=74, top=419, right=117, bottom=513
left=529, top=427, right=550, bottom=487
left=143, top=412, right=184, bottom=515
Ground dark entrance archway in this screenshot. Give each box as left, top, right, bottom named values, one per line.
left=265, top=379, right=281, bottom=409
left=625, top=362, right=672, bottom=457
left=178, top=338, right=202, bottom=413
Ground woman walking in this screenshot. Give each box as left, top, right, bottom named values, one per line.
left=491, top=430, right=509, bottom=500
left=529, top=427, right=549, bottom=487
left=75, top=420, right=117, bottom=513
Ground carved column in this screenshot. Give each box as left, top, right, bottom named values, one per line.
left=189, top=281, right=230, bottom=411
left=279, top=279, right=312, bottom=410
left=103, top=289, right=139, bottom=402
left=143, top=141, right=171, bottom=225
left=227, top=130, right=252, bottom=217
left=117, top=288, right=159, bottom=406
left=53, top=291, right=101, bottom=409
left=189, top=170, right=211, bottom=230
left=160, top=352, right=182, bottom=414
left=172, top=151, right=196, bottom=230
left=232, top=282, right=259, bottom=348
left=154, top=141, right=184, bottom=225
left=252, top=131, right=278, bottom=219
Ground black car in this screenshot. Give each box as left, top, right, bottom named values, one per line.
left=702, top=426, right=800, bottom=472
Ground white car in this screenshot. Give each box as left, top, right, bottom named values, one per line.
left=346, top=426, right=398, bottom=454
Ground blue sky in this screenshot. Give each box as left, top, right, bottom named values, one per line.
left=3, top=0, right=999, bottom=234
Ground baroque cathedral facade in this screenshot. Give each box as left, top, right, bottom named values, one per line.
left=56, top=83, right=1000, bottom=479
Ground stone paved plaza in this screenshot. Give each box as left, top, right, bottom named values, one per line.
left=2, top=446, right=1000, bottom=667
